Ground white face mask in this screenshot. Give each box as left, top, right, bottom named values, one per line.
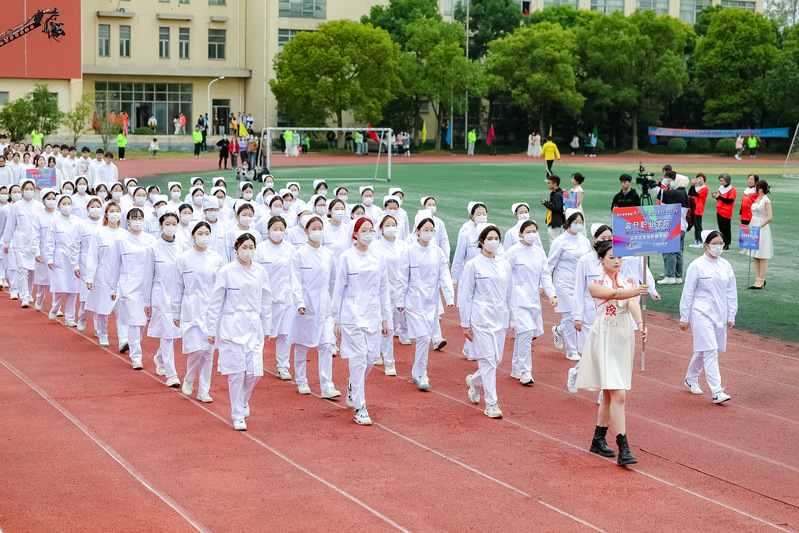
left=217, top=197, right=225, bottom=208
left=362, top=196, right=374, bottom=206
left=112, top=191, right=123, bottom=200
left=0, top=194, right=8, bottom=202
left=426, top=205, right=437, bottom=214
left=60, top=204, right=72, bottom=216
left=283, top=200, right=293, bottom=209
left=23, top=189, right=34, bottom=200
left=97, top=191, right=108, bottom=201
left=332, top=210, right=346, bottom=221
left=238, top=215, right=253, bottom=227
left=162, top=225, right=178, bottom=237
left=384, top=209, right=398, bottom=217
left=180, top=214, right=192, bottom=224
left=269, top=230, right=284, bottom=242
left=308, top=230, right=324, bottom=243
left=77, top=184, right=87, bottom=194
left=129, top=220, right=144, bottom=231
left=517, top=212, right=530, bottom=221
left=243, top=192, right=253, bottom=201
left=571, top=223, right=584, bottom=233
left=127, top=186, right=136, bottom=195
left=149, top=193, right=158, bottom=203
left=382, top=226, right=398, bottom=238
left=238, top=248, right=256, bottom=261
left=11, top=192, right=22, bottom=202
left=45, top=199, right=57, bottom=209
left=315, top=206, right=328, bottom=216
left=483, top=239, right=500, bottom=253
left=474, top=214, right=487, bottom=225
left=134, top=196, right=146, bottom=206
left=205, top=211, right=218, bottom=222
left=523, top=232, right=539, bottom=245
left=358, top=231, right=375, bottom=245
left=318, top=189, right=328, bottom=196
left=107, top=212, right=122, bottom=224
left=88, top=207, right=103, bottom=218
left=420, top=231, right=435, bottom=242
left=708, top=244, right=724, bottom=257
left=195, top=234, right=211, bottom=248
left=63, top=188, right=74, bottom=195
left=171, top=191, right=181, bottom=200
left=338, top=195, right=348, bottom=202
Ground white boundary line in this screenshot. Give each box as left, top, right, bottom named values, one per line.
left=0, top=358, right=211, bottom=533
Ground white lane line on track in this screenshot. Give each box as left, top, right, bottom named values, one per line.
left=0, top=358, right=211, bottom=533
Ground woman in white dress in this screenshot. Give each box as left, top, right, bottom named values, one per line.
left=547, top=210, right=591, bottom=361
left=680, top=230, right=737, bottom=404
left=3, top=178, right=42, bottom=307
left=460, top=224, right=515, bottom=419
left=176, top=203, right=195, bottom=243
left=76, top=197, right=104, bottom=331
left=224, top=201, right=261, bottom=261
left=325, top=198, right=352, bottom=257
left=71, top=176, right=91, bottom=219
left=108, top=182, right=124, bottom=206
left=372, top=214, right=408, bottom=376
left=167, top=182, right=183, bottom=209
left=527, top=132, right=536, bottom=157
left=33, top=188, right=59, bottom=310
left=287, top=215, right=340, bottom=397
left=505, top=220, right=557, bottom=385
left=746, top=180, right=773, bottom=290
left=173, top=222, right=226, bottom=403
left=206, top=232, right=272, bottom=431
left=503, top=202, right=532, bottom=251
left=417, top=196, right=450, bottom=255
left=358, top=186, right=382, bottom=224
left=45, top=195, right=81, bottom=326
left=188, top=187, right=206, bottom=221
left=381, top=195, right=408, bottom=240
left=332, top=217, right=390, bottom=425
left=396, top=217, right=455, bottom=385
left=387, top=188, right=411, bottom=240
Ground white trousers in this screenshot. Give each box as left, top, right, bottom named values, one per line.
left=95, top=313, right=126, bottom=342
left=559, top=310, right=578, bottom=355
left=380, top=328, right=395, bottom=365
left=127, top=325, right=143, bottom=363
left=685, top=349, right=723, bottom=394
left=227, top=371, right=260, bottom=421
left=511, top=329, right=535, bottom=373
left=185, top=349, right=214, bottom=394
left=547, top=227, right=564, bottom=243
left=470, top=353, right=501, bottom=407
left=343, top=326, right=380, bottom=410
left=51, top=293, right=77, bottom=322
left=36, top=284, right=51, bottom=307
left=274, top=334, right=291, bottom=369
left=412, top=335, right=432, bottom=378
left=7, top=268, right=18, bottom=293
left=433, top=316, right=442, bottom=341
left=16, top=268, right=34, bottom=301
left=155, top=338, right=178, bottom=379
left=293, top=343, right=334, bottom=391
left=576, top=321, right=593, bottom=354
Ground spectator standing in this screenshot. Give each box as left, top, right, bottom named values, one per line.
left=239, top=136, right=250, bottom=166
left=247, top=135, right=258, bottom=167
left=740, top=174, right=759, bottom=226
left=745, top=180, right=773, bottom=290
left=570, top=134, right=580, bottom=155
left=179, top=113, right=187, bottom=135
left=541, top=175, right=565, bottom=242
left=711, top=173, right=736, bottom=250
left=747, top=134, right=758, bottom=158
left=327, top=130, right=336, bottom=150
left=734, top=134, right=744, bottom=160
left=229, top=136, right=239, bottom=169
left=116, top=132, right=127, bottom=161
left=611, top=174, right=640, bottom=210
left=345, top=131, right=354, bottom=151
left=217, top=134, right=230, bottom=169
left=193, top=125, right=202, bottom=158
left=688, top=173, right=709, bottom=247
left=173, top=116, right=181, bottom=135
left=541, top=136, right=560, bottom=176
left=467, top=129, right=477, bottom=156
left=148, top=116, right=158, bottom=131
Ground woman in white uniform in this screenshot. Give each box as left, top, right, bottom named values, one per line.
left=86, top=202, right=126, bottom=347
left=381, top=196, right=407, bottom=240
left=387, top=188, right=411, bottom=239
left=33, top=188, right=59, bottom=310
left=506, top=220, right=557, bottom=385
left=224, top=201, right=261, bottom=261
left=109, top=182, right=125, bottom=206
left=575, top=240, right=648, bottom=466
left=45, top=195, right=81, bottom=326
left=418, top=196, right=450, bottom=257
left=146, top=186, right=161, bottom=210
left=176, top=204, right=195, bottom=243
left=173, top=222, right=226, bottom=403
left=286, top=209, right=313, bottom=248
left=332, top=217, right=390, bottom=425
left=206, top=232, right=272, bottom=431
left=188, top=187, right=206, bottom=222
left=460, top=224, right=515, bottom=419
left=680, top=230, right=737, bottom=404
left=288, top=215, right=340, bottom=398
left=198, top=195, right=229, bottom=258
left=167, top=182, right=183, bottom=209
left=71, top=176, right=91, bottom=219
left=503, top=203, right=532, bottom=251
left=3, top=178, right=42, bottom=307
left=183, top=177, right=204, bottom=204
left=0, top=186, right=11, bottom=288
left=395, top=217, right=455, bottom=385
left=358, top=186, right=382, bottom=224
left=324, top=199, right=351, bottom=257
left=145, top=211, right=189, bottom=387
left=547, top=210, right=591, bottom=361
left=372, top=214, right=408, bottom=374
left=110, top=208, right=156, bottom=369
left=254, top=216, right=297, bottom=382
left=122, top=187, right=152, bottom=230
left=120, top=178, right=138, bottom=212
left=94, top=183, right=109, bottom=204
left=76, top=198, right=104, bottom=331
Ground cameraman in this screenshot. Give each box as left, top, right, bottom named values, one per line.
left=656, top=171, right=690, bottom=285
left=611, top=174, right=640, bottom=210
left=541, top=175, right=565, bottom=242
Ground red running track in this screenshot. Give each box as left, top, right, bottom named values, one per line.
left=1, top=290, right=798, bottom=532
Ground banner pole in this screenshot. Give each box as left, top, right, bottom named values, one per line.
left=641, top=255, right=648, bottom=372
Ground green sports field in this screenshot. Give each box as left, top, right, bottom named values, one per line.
left=137, top=158, right=798, bottom=343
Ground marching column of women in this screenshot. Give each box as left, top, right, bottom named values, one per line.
left=1, top=172, right=743, bottom=469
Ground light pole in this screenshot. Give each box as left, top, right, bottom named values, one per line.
left=207, top=76, right=225, bottom=134
left=464, top=0, right=469, bottom=151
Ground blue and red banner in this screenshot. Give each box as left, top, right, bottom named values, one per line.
left=647, top=127, right=789, bottom=138
left=739, top=225, right=760, bottom=250
left=612, top=204, right=681, bottom=257
left=26, top=168, right=56, bottom=188
left=562, top=190, right=578, bottom=209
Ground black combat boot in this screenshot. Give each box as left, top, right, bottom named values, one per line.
left=589, top=426, right=615, bottom=457
left=616, top=433, right=637, bottom=466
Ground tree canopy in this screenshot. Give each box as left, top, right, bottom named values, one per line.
left=454, top=0, right=523, bottom=59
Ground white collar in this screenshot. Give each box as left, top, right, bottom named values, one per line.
left=718, top=184, right=732, bottom=194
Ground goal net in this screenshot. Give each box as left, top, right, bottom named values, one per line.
left=782, top=123, right=799, bottom=179
left=262, top=126, right=393, bottom=182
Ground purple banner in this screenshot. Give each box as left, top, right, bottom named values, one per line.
left=26, top=168, right=56, bottom=188
left=739, top=225, right=760, bottom=250
left=612, top=204, right=681, bottom=257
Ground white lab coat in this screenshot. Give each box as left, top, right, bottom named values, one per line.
left=332, top=246, right=391, bottom=336
left=204, top=219, right=230, bottom=259
left=324, top=221, right=352, bottom=257
left=44, top=214, right=81, bottom=293
left=372, top=237, right=408, bottom=329
left=546, top=231, right=591, bottom=313
left=146, top=236, right=189, bottom=340
left=503, top=222, right=545, bottom=252
left=360, top=203, right=382, bottom=226
left=286, top=224, right=308, bottom=248
left=288, top=243, right=336, bottom=347
left=395, top=241, right=455, bottom=338
left=0, top=166, right=13, bottom=187
left=173, top=247, right=226, bottom=353
left=680, top=254, right=738, bottom=352
left=206, top=259, right=272, bottom=376
left=3, top=198, right=43, bottom=271
left=254, top=238, right=296, bottom=337
left=85, top=226, right=125, bottom=315
left=451, top=222, right=481, bottom=284
left=572, top=251, right=603, bottom=326
left=34, top=209, right=58, bottom=285
left=71, top=193, right=90, bottom=219
left=506, top=242, right=556, bottom=336
left=77, top=217, right=102, bottom=302
left=109, top=231, right=156, bottom=327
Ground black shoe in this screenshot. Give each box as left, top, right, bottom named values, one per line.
left=748, top=285, right=763, bottom=290
left=590, top=426, right=615, bottom=457
left=616, top=433, right=637, bottom=465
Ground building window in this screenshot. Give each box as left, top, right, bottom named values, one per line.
left=721, top=0, right=756, bottom=10
left=209, top=0, right=226, bottom=4
left=208, top=29, right=226, bottom=59
left=98, top=24, right=110, bottom=57
left=591, top=0, right=625, bottom=13
left=159, top=27, right=170, bottom=59
left=637, top=0, right=669, bottom=14
left=159, top=0, right=169, bottom=3
left=119, top=25, right=131, bottom=57
left=278, top=29, right=302, bottom=52
left=94, top=82, right=193, bottom=135
left=679, top=0, right=711, bottom=23
left=544, top=0, right=578, bottom=6
left=179, top=0, right=189, bottom=3
left=279, top=0, right=326, bottom=19
left=179, top=28, right=190, bottom=58
left=0, top=92, right=9, bottom=105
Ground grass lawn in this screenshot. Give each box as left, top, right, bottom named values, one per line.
left=135, top=158, right=797, bottom=343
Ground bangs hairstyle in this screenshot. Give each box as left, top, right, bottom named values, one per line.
left=160, top=212, right=179, bottom=224
left=268, top=195, right=284, bottom=208
left=594, top=239, right=613, bottom=259
left=233, top=232, right=257, bottom=250
left=126, top=207, right=144, bottom=220
left=236, top=202, right=255, bottom=215
left=477, top=224, right=501, bottom=249
left=704, top=230, right=723, bottom=244
left=328, top=198, right=345, bottom=212
left=191, top=221, right=211, bottom=235
left=87, top=197, right=102, bottom=208
left=305, top=215, right=324, bottom=231
left=571, top=173, right=585, bottom=184
left=519, top=220, right=538, bottom=234
left=267, top=215, right=287, bottom=230
left=593, top=224, right=612, bottom=239
left=416, top=217, right=435, bottom=231
left=379, top=214, right=396, bottom=229
left=351, top=217, right=373, bottom=240
left=470, top=202, right=486, bottom=216
left=564, top=210, right=584, bottom=228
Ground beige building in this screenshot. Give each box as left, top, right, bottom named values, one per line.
left=2, top=0, right=761, bottom=136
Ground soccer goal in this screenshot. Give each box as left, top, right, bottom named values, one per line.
left=262, top=126, right=393, bottom=182
left=782, top=123, right=799, bottom=178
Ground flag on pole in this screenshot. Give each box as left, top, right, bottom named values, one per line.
left=548, top=125, right=552, bottom=137
left=592, top=125, right=598, bottom=139
left=422, top=121, right=427, bottom=143
left=486, top=124, right=495, bottom=145
left=238, top=122, right=248, bottom=137
left=367, top=123, right=380, bottom=144
left=445, top=123, right=452, bottom=147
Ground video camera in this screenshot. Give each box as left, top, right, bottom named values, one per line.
left=636, top=162, right=654, bottom=186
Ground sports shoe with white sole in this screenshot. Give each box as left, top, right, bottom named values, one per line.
left=567, top=367, right=578, bottom=393
left=552, top=326, right=564, bottom=350
left=520, top=372, right=534, bottom=385
left=243, top=404, right=250, bottom=417
left=48, top=309, right=57, bottom=320
left=77, top=319, right=87, bottom=331
left=132, top=360, right=143, bottom=370
left=298, top=383, right=312, bottom=395
left=675, top=278, right=683, bottom=284
left=566, top=352, right=581, bottom=361
left=657, top=277, right=676, bottom=285
left=20, top=299, right=29, bottom=309
left=65, top=320, right=78, bottom=328
left=463, top=346, right=477, bottom=361
left=321, top=387, right=341, bottom=399
left=56, top=310, right=63, bottom=317
left=432, top=338, right=447, bottom=351
left=34, top=301, right=43, bottom=311
left=99, top=336, right=110, bottom=347
left=354, top=407, right=372, bottom=425
left=119, top=341, right=129, bottom=354
left=413, top=376, right=430, bottom=390
left=466, top=374, right=481, bottom=404
left=484, top=404, right=503, bottom=418
left=713, top=391, right=731, bottom=404
left=688, top=242, right=703, bottom=248
left=277, top=367, right=291, bottom=380
left=510, top=368, right=523, bottom=380
left=684, top=380, right=703, bottom=395
left=165, top=377, right=180, bottom=388
left=182, top=381, right=193, bottom=396
left=233, top=418, right=247, bottom=431
left=346, top=378, right=353, bottom=407
left=398, top=335, right=411, bottom=345
left=375, top=355, right=383, bottom=365
left=384, top=363, right=397, bottom=376
left=196, top=393, right=213, bottom=403
left=154, top=358, right=166, bottom=376
left=9, top=292, right=18, bottom=300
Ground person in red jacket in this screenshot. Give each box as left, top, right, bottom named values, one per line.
left=739, top=173, right=759, bottom=226
left=711, top=173, right=736, bottom=250
left=688, top=173, right=709, bottom=248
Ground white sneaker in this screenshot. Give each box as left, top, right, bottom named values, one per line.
left=552, top=326, right=564, bottom=350
left=567, top=367, right=578, bottom=393
left=56, top=310, right=63, bottom=317
left=375, top=355, right=383, bottom=365
left=684, top=380, right=703, bottom=395
left=243, top=403, right=250, bottom=417
left=520, top=372, right=534, bottom=385
left=321, top=387, right=341, bottom=399
left=354, top=407, right=372, bottom=425
left=346, top=378, right=353, bottom=407
left=76, top=319, right=87, bottom=331
left=154, top=356, right=166, bottom=376
left=298, top=383, right=312, bottom=395
left=182, top=381, right=193, bottom=396
left=34, top=301, right=43, bottom=311
left=165, top=376, right=180, bottom=388
left=432, top=338, right=447, bottom=350
left=132, top=360, right=143, bottom=370
left=675, top=278, right=683, bottom=284
left=484, top=404, right=503, bottom=418
left=233, top=418, right=247, bottom=431
left=688, top=242, right=703, bottom=248
left=510, top=368, right=523, bottom=380
left=413, top=376, right=430, bottom=390
left=48, top=309, right=57, bottom=320
left=657, top=277, right=676, bottom=285
left=99, top=336, right=110, bottom=347
left=713, top=391, right=731, bottom=404
left=466, top=374, right=481, bottom=404
left=384, top=363, right=397, bottom=376
left=9, top=292, right=18, bottom=300
left=332, top=344, right=339, bottom=355
left=399, top=335, right=411, bottom=345
left=463, top=345, right=477, bottom=361
left=566, top=352, right=581, bottom=361
left=20, top=299, right=29, bottom=307
left=197, top=393, right=213, bottom=403
left=277, top=367, right=291, bottom=380
left=65, top=320, right=78, bottom=327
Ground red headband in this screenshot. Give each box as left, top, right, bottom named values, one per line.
left=351, top=217, right=372, bottom=240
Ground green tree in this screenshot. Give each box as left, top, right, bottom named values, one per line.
left=0, top=83, right=63, bottom=142
left=763, top=0, right=799, bottom=28
left=694, top=4, right=724, bottom=36
left=694, top=9, right=777, bottom=126
left=0, top=98, right=32, bottom=141
left=453, top=0, right=523, bottom=59
left=525, top=5, right=598, bottom=29
left=485, top=22, right=584, bottom=136
left=361, top=0, right=441, bottom=48
left=63, top=92, right=95, bottom=146
left=764, top=26, right=799, bottom=125
left=270, top=20, right=401, bottom=146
